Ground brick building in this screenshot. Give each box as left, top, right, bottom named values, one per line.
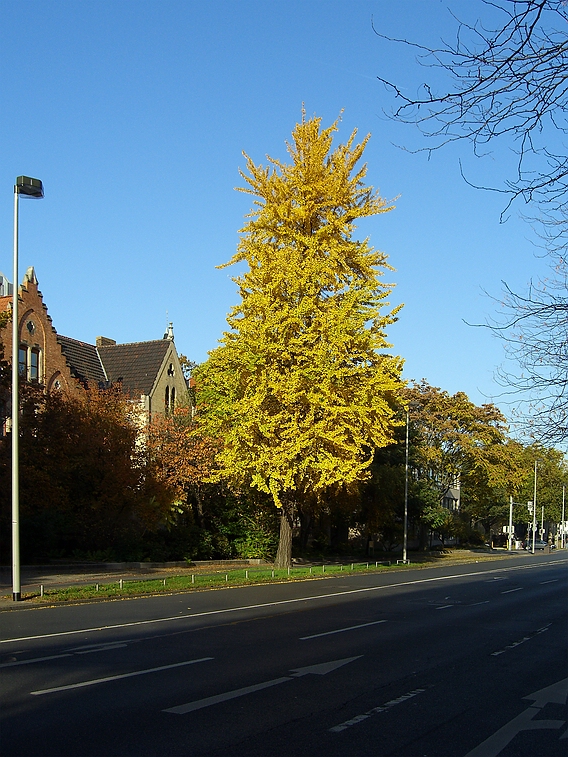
left=0, top=268, right=188, bottom=432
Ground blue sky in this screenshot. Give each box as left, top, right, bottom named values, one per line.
left=0, top=1, right=551, bottom=416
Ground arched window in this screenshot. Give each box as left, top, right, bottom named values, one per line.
left=165, top=386, right=170, bottom=413
left=171, top=387, right=176, bottom=411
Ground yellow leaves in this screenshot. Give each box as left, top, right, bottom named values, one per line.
left=199, top=112, right=403, bottom=508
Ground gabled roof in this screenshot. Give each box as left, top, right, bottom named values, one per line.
left=58, top=336, right=107, bottom=386
left=97, top=339, right=171, bottom=396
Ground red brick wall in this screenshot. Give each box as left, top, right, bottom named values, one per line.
left=0, top=273, right=81, bottom=396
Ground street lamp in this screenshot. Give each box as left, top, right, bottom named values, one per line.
left=12, top=176, right=44, bottom=601
left=562, top=485, right=566, bottom=550
left=403, top=408, right=410, bottom=563
left=532, top=460, right=537, bottom=554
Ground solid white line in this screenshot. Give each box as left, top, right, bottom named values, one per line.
left=300, top=619, right=387, bottom=640
left=4, top=559, right=566, bottom=645
left=164, top=676, right=292, bottom=714
left=435, top=604, right=454, bottom=610
left=501, top=588, right=523, bottom=594
left=30, top=656, right=213, bottom=695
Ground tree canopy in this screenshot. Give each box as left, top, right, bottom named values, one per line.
left=196, top=112, right=403, bottom=566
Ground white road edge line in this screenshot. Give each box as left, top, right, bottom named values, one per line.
left=30, top=656, right=213, bottom=695
left=300, top=620, right=387, bottom=640
left=3, top=558, right=566, bottom=645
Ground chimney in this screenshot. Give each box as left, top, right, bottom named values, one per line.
left=96, top=336, right=117, bottom=347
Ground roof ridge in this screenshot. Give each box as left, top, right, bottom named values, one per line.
left=58, top=334, right=96, bottom=348
left=97, top=339, right=169, bottom=348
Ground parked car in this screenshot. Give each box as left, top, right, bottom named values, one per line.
left=525, top=539, right=548, bottom=550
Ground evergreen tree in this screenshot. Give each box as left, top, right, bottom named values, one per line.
left=197, top=112, right=403, bottom=567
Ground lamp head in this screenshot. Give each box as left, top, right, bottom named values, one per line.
left=15, top=176, right=44, bottom=198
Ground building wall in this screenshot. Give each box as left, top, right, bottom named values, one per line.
left=0, top=269, right=80, bottom=397
left=149, top=344, right=188, bottom=418
left=1, top=269, right=189, bottom=432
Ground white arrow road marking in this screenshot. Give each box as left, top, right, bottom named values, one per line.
left=164, top=656, right=361, bottom=715
left=30, top=657, right=213, bottom=695
left=463, top=677, right=567, bottom=757
left=524, top=677, right=568, bottom=708
left=300, top=620, right=386, bottom=640
left=289, top=657, right=361, bottom=676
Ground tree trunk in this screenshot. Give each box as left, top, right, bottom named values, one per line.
left=274, top=501, right=294, bottom=568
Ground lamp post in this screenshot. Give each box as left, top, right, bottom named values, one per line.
left=508, top=496, right=513, bottom=552
left=531, top=460, right=537, bottom=554
left=12, top=176, right=43, bottom=601
left=562, top=485, right=566, bottom=550
left=403, top=408, right=410, bottom=563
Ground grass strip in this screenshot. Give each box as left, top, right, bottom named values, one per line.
left=10, top=561, right=411, bottom=604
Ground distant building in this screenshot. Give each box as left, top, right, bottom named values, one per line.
left=0, top=268, right=188, bottom=433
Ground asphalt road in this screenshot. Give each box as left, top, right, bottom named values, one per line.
left=1, top=553, right=566, bottom=757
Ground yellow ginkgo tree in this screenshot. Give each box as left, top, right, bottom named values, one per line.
left=196, top=111, right=404, bottom=567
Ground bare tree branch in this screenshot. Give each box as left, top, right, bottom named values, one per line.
left=375, top=1, right=568, bottom=442
left=374, top=0, right=568, bottom=244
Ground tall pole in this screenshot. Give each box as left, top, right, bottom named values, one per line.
left=11, top=177, right=43, bottom=601
left=541, top=504, right=544, bottom=541
left=508, top=496, right=513, bottom=552
left=403, top=409, right=409, bottom=563
left=562, top=485, right=566, bottom=549
left=532, top=460, right=537, bottom=554
left=11, top=189, right=20, bottom=601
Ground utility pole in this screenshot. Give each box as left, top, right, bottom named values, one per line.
left=532, top=461, right=537, bottom=554
left=562, top=485, right=566, bottom=549
left=508, top=496, right=513, bottom=552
